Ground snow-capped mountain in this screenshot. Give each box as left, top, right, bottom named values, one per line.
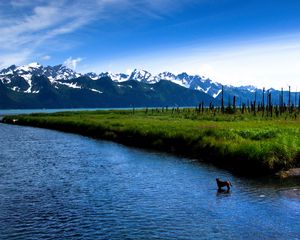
left=0, top=62, right=83, bottom=93
left=0, top=63, right=227, bottom=97
left=128, top=69, right=158, bottom=84
left=84, top=72, right=99, bottom=80
left=44, top=64, right=81, bottom=81
left=0, top=62, right=81, bottom=82
left=124, top=69, right=223, bottom=98
left=0, top=62, right=296, bottom=109
left=0, top=63, right=214, bottom=109
left=98, top=72, right=129, bottom=82
left=166, top=72, right=222, bottom=97
left=237, top=85, right=258, bottom=93
left=0, top=62, right=258, bottom=98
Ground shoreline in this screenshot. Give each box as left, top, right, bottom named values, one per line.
left=2, top=110, right=300, bottom=177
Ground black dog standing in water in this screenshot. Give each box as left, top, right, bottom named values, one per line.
left=216, top=178, right=232, bottom=192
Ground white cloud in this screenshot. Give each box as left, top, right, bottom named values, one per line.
left=5, top=0, right=295, bottom=92
left=79, top=33, right=300, bottom=90
left=63, top=57, right=82, bottom=70
left=0, top=2, right=97, bottom=50
left=1, top=0, right=193, bottom=51
left=0, top=0, right=190, bottom=67
left=0, top=1, right=100, bottom=66
left=193, top=39, right=300, bottom=89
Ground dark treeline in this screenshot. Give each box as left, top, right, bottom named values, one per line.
left=140, top=85, right=300, bottom=118
left=215, top=85, right=299, bottom=106
left=205, top=85, right=300, bottom=117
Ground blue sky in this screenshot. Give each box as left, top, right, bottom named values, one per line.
left=1, top=0, right=300, bottom=89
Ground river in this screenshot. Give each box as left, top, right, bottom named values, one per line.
left=0, top=123, right=299, bottom=239
left=0, top=108, right=125, bottom=117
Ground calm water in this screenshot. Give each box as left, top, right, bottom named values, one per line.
left=0, top=123, right=299, bottom=240
left=0, top=108, right=126, bottom=117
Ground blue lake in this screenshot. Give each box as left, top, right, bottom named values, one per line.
left=0, top=122, right=299, bottom=239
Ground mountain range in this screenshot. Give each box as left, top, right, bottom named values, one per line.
left=0, top=63, right=297, bottom=109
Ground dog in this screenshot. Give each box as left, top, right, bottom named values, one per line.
left=216, top=178, right=232, bottom=191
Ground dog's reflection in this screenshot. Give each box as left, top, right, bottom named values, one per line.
left=217, top=188, right=230, bottom=194
left=216, top=188, right=231, bottom=197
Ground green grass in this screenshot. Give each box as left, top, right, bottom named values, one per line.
left=3, top=109, right=300, bottom=175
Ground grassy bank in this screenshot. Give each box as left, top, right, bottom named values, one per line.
left=2, top=109, right=300, bottom=176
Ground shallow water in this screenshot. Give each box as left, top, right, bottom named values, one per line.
left=0, top=123, right=299, bottom=239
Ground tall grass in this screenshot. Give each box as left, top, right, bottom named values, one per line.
left=3, top=109, right=300, bottom=175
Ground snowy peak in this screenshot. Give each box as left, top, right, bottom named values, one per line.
left=0, top=65, right=17, bottom=75
left=85, top=72, right=99, bottom=80
left=157, top=71, right=176, bottom=81
left=0, top=63, right=261, bottom=99
left=12, top=62, right=43, bottom=80
left=2, top=62, right=41, bottom=78
left=238, top=85, right=258, bottom=93
left=151, top=71, right=221, bottom=97
left=98, top=72, right=129, bottom=82
left=0, top=63, right=45, bottom=93
left=176, top=72, right=203, bottom=87
left=0, top=63, right=82, bottom=93
left=0, top=63, right=225, bottom=97
left=0, top=62, right=79, bottom=81
left=113, top=73, right=129, bottom=82
left=129, top=69, right=158, bottom=84
left=44, top=64, right=81, bottom=81
left=16, top=62, right=42, bottom=72
left=28, top=62, right=42, bottom=68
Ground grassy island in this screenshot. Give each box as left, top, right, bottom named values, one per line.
left=2, top=108, right=300, bottom=176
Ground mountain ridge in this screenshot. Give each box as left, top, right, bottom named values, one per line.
left=0, top=62, right=257, bottom=97
left=0, top=62, right=298, bottom=109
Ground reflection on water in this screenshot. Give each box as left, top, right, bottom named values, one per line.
left=0, top=123, right=299, bottom=239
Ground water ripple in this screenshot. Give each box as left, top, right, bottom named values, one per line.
left=0, top=123, right=299, bottom=239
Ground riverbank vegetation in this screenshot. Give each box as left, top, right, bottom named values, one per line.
left=2, top=107, right=300, bottom=176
